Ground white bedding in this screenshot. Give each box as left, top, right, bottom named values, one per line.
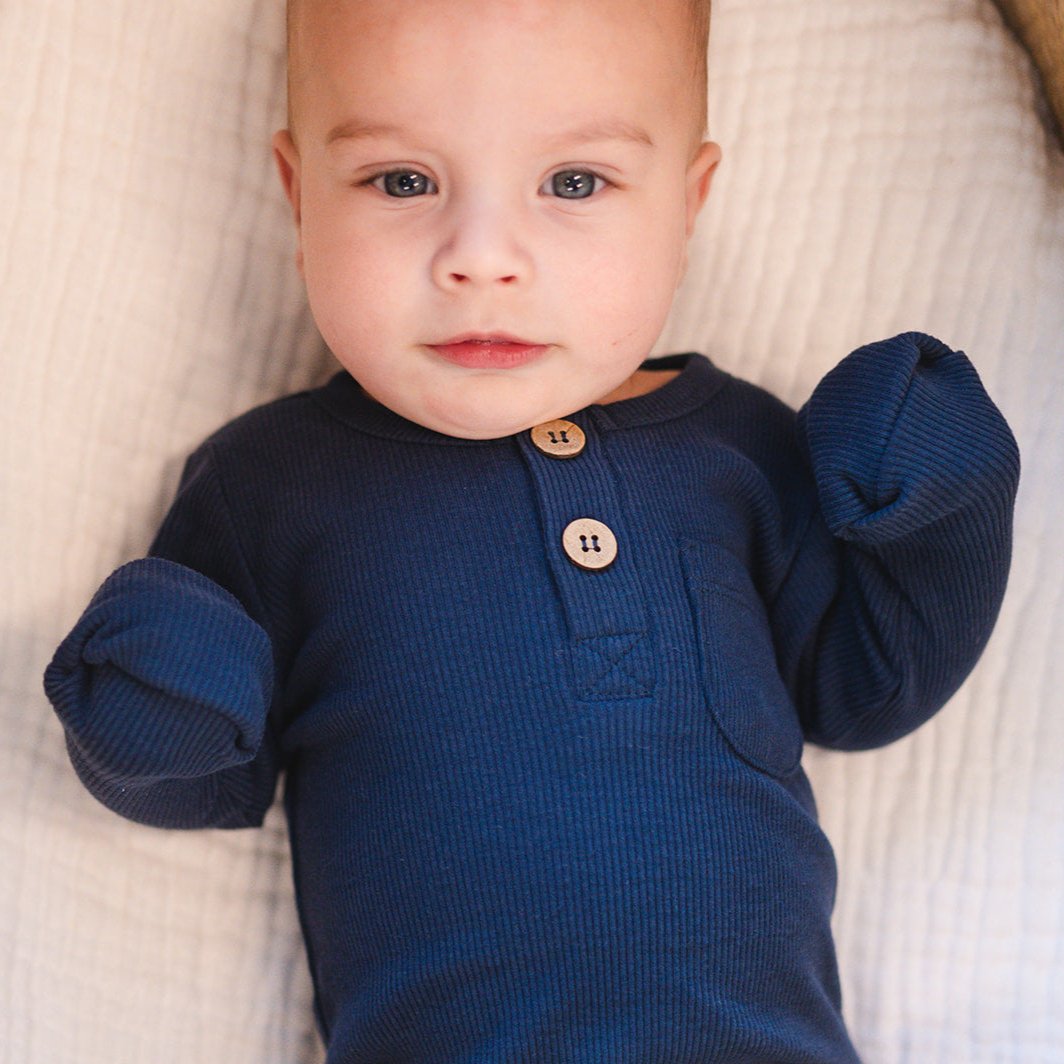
left=2, top=0, right=1061, bottom=1060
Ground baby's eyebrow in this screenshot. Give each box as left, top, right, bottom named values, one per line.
left=326, top=121, right=406, bottom=148
left=544, top=119, right=655, bottom=150
left=325, top=118, right=655, bottom=151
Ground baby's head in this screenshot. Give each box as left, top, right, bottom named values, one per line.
left=274, top=0, right=720, bottom=439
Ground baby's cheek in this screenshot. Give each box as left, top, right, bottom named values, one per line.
left=605, top=251, right=679, bottom=345
left=305, top=242, right=387, bottom=336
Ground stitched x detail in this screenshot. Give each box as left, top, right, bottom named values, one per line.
left=572, top=632, right=651, bottom=701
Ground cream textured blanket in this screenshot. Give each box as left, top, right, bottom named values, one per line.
left=2, top=1, right=1062, bottom=1060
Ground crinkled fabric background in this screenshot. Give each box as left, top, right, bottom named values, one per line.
left=2, top=1, right=1061, bottom=1060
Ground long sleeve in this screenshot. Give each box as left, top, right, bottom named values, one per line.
left=771, top=332, right=1020, bottom=750
left=43, top=445, right=281, bottom=829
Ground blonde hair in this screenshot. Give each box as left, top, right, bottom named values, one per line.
left=686, top=0, right=712, bottom=148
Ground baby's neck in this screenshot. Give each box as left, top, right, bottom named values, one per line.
left=598, top=367, right=681, bottom=406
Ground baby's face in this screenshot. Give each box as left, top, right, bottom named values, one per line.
left=275, top=0, right=720, bottom=439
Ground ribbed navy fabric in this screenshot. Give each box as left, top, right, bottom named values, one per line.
left=45, top=334, right=1019, bottom=1063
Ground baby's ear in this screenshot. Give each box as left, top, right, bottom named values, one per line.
left=684, top=140, right=721, bottom=239
left=271, top=129, right=304, bottom=274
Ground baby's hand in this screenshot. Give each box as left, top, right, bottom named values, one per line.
left=44, top=558, right=273, bottom=786
left=797, top=332, right=1020, bottom=543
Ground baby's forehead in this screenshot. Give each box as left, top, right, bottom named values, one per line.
left=287, top=0, right=704, bottom=148
left=290, top=0, right=691, bottom=46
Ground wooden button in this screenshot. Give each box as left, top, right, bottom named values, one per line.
left=562, top=518, right=618, bottom=571
left=530, top=419, right=586, bottom=459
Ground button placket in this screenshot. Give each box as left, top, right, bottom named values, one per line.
left=519, top=418, right=652, bottom=701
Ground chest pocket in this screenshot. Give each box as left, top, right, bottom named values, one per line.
left=681, top=542, right=804, bottom=778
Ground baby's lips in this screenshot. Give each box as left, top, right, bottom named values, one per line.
left=429, top=330, right=542, bottom=346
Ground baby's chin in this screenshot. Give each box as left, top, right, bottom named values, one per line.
left=408, top=404, right=559, bottom=441
left=389, top=380, right=596, bottom=441
left=360, top=356, right=652, bottom=439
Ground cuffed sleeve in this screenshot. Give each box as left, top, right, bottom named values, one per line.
left=797, top=331, right=1020, bottom=542
left=775, top=333, right=1020, bottom=750
left=46, top=557, right=272, bottom=779
left=43, top=444, right=282, bottom=828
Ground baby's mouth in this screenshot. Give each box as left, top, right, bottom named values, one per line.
left=427, top=336, right=550, bottom=370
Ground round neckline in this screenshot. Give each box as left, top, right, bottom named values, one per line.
left=312, top=352, right=729, bottom=445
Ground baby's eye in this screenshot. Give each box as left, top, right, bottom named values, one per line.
left=367, top=170, right=438, bottom=197
left=544, top=169, right=608, bottom=200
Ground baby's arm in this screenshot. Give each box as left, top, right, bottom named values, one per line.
left=774, top=332, right=1020, bottom=749
left=43, top=446, right=279, bottom=829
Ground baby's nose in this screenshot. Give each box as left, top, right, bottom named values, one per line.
left=431, top=199, right=531, bottom=290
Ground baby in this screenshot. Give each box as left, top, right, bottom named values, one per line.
left=44, top=0, right=1021, bottom=1061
